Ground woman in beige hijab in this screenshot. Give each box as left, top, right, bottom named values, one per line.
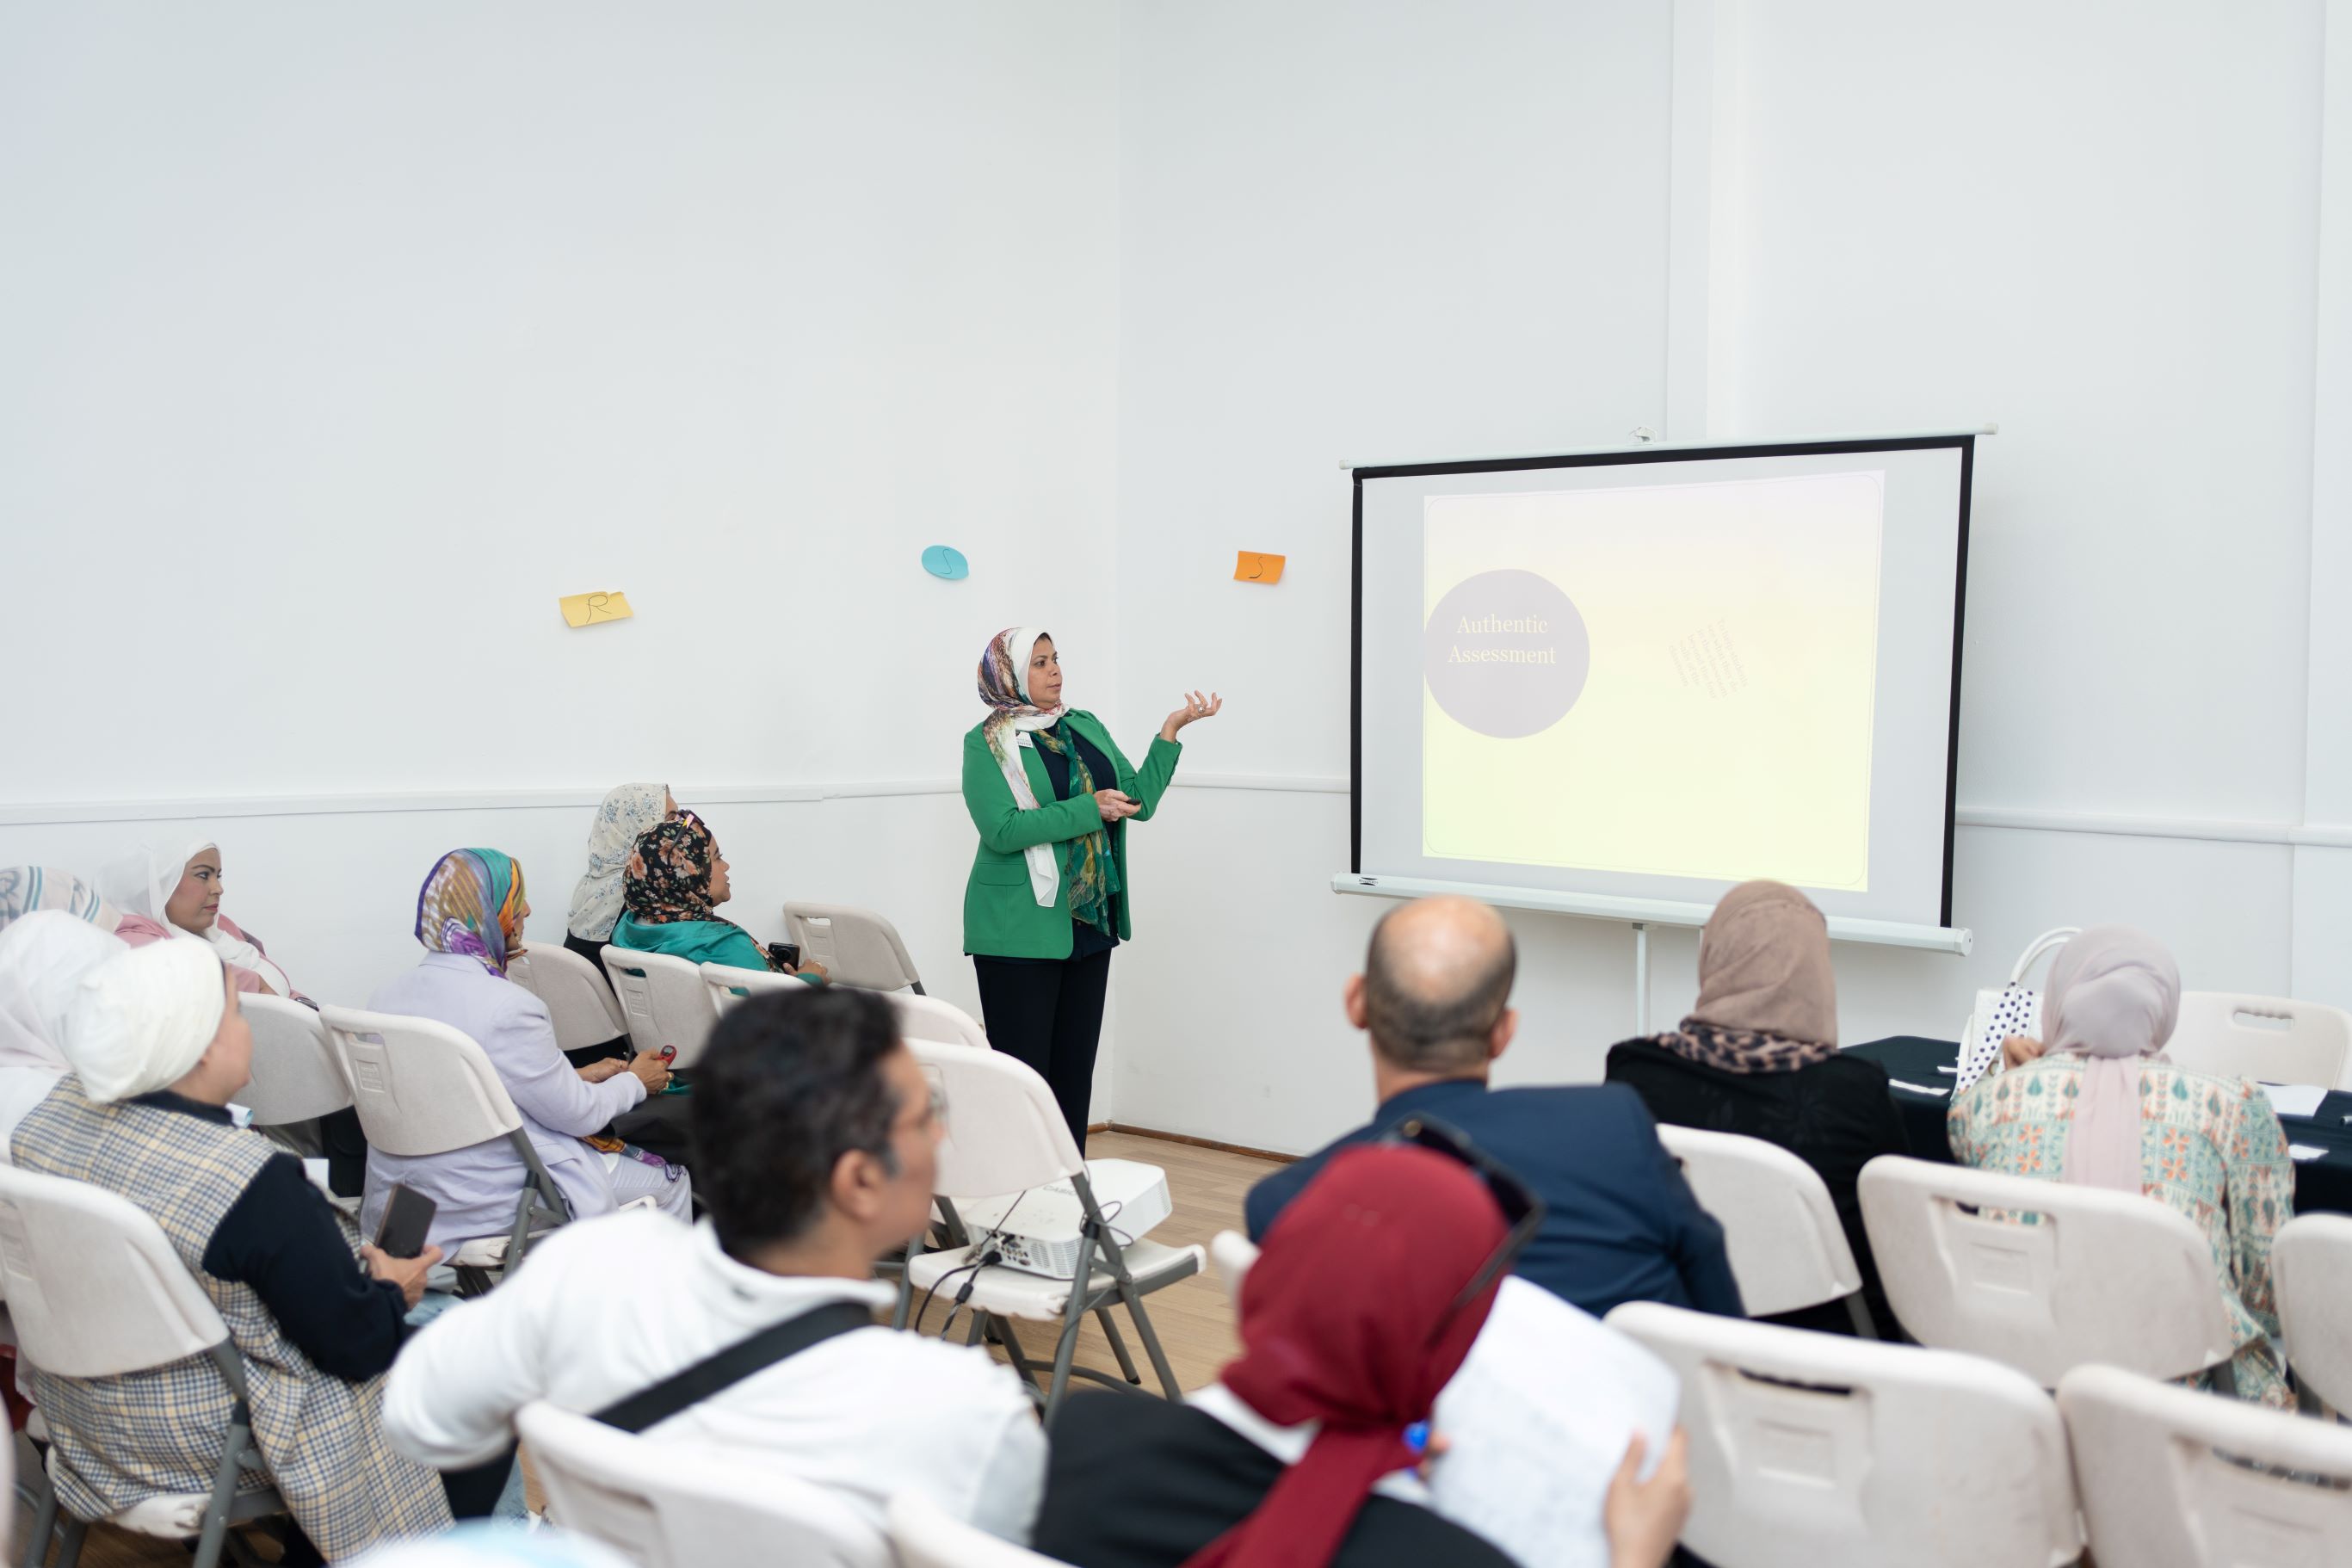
left=1605, top=880, right=1909, bottom=1337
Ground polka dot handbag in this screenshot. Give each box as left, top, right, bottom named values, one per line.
left=1954, top=927, right=2081, bottom=1096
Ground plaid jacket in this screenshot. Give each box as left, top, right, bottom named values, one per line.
left=11, top=1077, right=449, bottom=1557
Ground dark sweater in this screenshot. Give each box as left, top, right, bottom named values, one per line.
left=1035, top=1391, right=1515, bottom=1568
left=1604, top=1038, right=1911, bottom=1337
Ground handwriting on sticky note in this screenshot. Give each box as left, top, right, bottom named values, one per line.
left=1234, top=551, right=1286, bottom=584
left=559, top=591, right=633, bottom=628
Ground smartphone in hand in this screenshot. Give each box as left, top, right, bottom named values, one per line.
left=372, top=1183, right=438, bottom=1260
left=768, top=942, right=800, bottom=969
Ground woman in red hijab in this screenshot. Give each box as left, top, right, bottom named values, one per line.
left=1034, top=1139, right=1683, bottom=1568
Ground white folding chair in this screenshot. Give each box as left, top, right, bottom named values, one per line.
left=507, top=942, right=630, bottom=1055
left=2169, top=991, right=2352, bottom=1090
left=1657, top=1124, right=1874, bottom=1334
left=2059, top=1362, right=2352, bottom=1568
left=518, top=1401, right=890, bottom=1568
left=2272, top=1212, right=2352, bottom=1416
left=0, top=1167, right=287, bottom=1568
left=318, top=1005, right=569, bottom=1291
left=1857, top=1154, right=2237, bottom=1389
left=1208, top=1228, right=1258, bottom=1306
left=1608, top=1300, right=2081, bottom=1568
left=889, top=991, right=991, bottom=1053
left=783, top=903, right=924, bottom=993
left=699, top=960, right=809, bottom=1017
left=237, top=993, right=351, bottom=1131
left=598, top=947, right=717, bottom=1069
left=888, top=1490, right=1077, bottom=1568
left=898, top=1041, right=1201, bottom=1417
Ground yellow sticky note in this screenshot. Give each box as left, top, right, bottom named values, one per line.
left=1234, top=551, right=1286, bottom=584
left=559, top=591, right=633, bottom=628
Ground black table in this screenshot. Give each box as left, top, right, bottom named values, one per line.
left=1849, top=1036, right=2352, bottom=1217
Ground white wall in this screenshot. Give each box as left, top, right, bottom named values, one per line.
left=0, top=0, right=1120, bottom=800
left=1110, top=0, right=2347, bottom=1155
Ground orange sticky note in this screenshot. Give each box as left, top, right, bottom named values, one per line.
left=1234, top=551, right=1286, bottom=584
left=559, top=591, right=633, bottom=628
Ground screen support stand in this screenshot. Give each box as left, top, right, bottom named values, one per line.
left=1632, top=922, right=1650, bottom=1035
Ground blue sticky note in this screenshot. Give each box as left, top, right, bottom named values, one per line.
left=922, top=545, right=969, bottom=581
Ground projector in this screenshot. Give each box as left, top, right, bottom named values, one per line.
left=954, top=1158, right=1173, bottom=1280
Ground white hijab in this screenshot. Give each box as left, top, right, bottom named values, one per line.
left=100, top=836, right=291, bottom=996
left=566, top=783, right=671, bottom=941
left=65, top=939, right=227, bottom=1103
left=0, top=912, right=127, bottom=1073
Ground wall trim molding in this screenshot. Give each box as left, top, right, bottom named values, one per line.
left=5, top=773, right=2349, bottom=850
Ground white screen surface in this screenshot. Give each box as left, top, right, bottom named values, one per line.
left=1354, top=439, right=1972, bottom=933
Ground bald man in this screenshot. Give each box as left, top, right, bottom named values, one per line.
left=1244, top=897, right=1742, bottom=1321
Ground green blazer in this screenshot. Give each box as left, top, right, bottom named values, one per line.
left=962, top=709, right=1182, bottom=959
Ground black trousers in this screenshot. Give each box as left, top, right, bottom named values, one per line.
left=972, top=950, right=1112, bottom=1153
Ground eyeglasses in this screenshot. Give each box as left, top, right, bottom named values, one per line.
left=1380, top=1114, right=1546, bottom=1340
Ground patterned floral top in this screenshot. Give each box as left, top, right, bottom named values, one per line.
left=1948, top=1057, right=2293, bottom=1357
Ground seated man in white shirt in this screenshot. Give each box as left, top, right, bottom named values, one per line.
left=381, top=985, right=1046, bottom=1544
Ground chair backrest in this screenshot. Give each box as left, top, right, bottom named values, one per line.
left=1608, top=1300, right=2081, bottom=1568
left=889, top=991, right=991, bottom=1053
left=2272, top=1213, right=2352, bottom=1413
left=699, top=961, right=808, bottom=1017
left=0, top=1165, right=231, bottom=1380
left=2169, top=991, right=2352, bottom=1090
left=888, top=1490, right=1076, bottom=1568
left=518, top=1401, right=891, bottom=1568
left=905, top=1039, right=1083, bottom=1200
left=598, top=946, right=717, bottom=1069
left=1856, top=1154, right=2235, bottom=1386
left=237, top=993, right=352, bottom=1127
left=2058, top=1362, right=2352, bottom=1568
left=783, top=903, right=923, bottom=992
left=1657, top=1124, right=1861, bottom=1317
left=507, top=942, right=628, bottom=1053
left=1208, top=1229, right=1258, bottom=1306
left=316, top=1005, right=525, bottom=1158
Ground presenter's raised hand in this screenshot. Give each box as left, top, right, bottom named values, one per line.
left=1160, top=690, right=1223, bottom=744
left=1095, top=789, right=1141, bottom=822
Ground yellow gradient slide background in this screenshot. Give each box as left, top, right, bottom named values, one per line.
left=1423, top=472, right=1885, bottom=890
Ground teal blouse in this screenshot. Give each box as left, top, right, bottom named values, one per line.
left=610, top=913, right=814, bottom=982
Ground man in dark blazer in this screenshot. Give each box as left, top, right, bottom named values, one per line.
left=1246, top=896, right=1743, bottom=1323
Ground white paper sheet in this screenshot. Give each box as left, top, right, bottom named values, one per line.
left=1889, top=1079, right=1950, bottom=1096
left=1428, top=1277, right=1681, bottom=1568
left=2289, top=1144, right=2328, bottom=1162
left=2259, top=1083, right=2330, bottom=1119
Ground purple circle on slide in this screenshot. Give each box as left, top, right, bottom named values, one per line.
left=1423, top=570, right=1590, bottom=738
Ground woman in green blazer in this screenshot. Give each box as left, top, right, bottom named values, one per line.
left=965, top=626, right=1219, bottom=1148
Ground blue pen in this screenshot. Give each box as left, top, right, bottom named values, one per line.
left=1402, top=1421, right=1429, bottom=1461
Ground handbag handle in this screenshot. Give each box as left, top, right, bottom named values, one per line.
left=2008, top=927, right=2082, bottom=986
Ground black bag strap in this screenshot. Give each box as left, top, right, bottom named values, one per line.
left=591, top=1299, right=874, bottom=1434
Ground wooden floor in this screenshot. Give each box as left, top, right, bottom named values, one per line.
left=13, top=1131, right=1283, bottom=1566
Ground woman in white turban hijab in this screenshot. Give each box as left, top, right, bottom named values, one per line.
left=15, top=941, right=456, bottom=1563
left=0, top=912, right=125, bottom=1152
left=1948, top=925, right=2294, bottom=1407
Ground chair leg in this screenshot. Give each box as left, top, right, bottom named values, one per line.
left=22, top=1481, right=56, bottom=1568
left=190, top=1421, right=250, bottom=1568
left=989, top=1314, right=1044, bottom=1388
left=1844, top=1293, right=1880, bottom=1341
left=46, top=1522, right=83, bottom=1568
left=1095, top=1307, right=1142, bottom=1385
left=1042, top=1315, right=1085, bottom=1423
left=1118, top=1280, right=1185, bottom=1399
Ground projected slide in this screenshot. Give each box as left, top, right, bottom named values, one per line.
left=1420, top=472, right=1885, bottom=889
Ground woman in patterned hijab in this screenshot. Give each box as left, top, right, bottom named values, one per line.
left=612, top=814, right=809, bottom=978
left=415, top=849, right=529, bottom=976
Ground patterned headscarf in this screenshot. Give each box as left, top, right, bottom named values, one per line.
left=565, top=782, right=671, bottom=942
left=622, top=816, right=790, bottom=972
left=0, top=867, right=118, bottom=935
left=1647, top=880, right=1840, bottom=1074
left=416, top=849, right=528, bottom=976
